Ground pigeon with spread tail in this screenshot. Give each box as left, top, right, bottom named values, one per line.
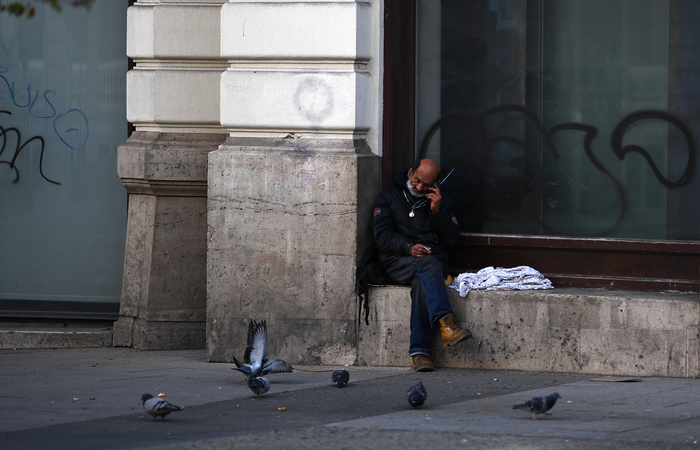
left=232, top=319, right=293, bottom=381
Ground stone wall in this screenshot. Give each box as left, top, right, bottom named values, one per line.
left=117, top=0, right=384, bottom=355
left=207, top=139, right=379, bottom=363
left=207, top=0, right=384, bottom=363
left=359, top=286, right=700, bottom=377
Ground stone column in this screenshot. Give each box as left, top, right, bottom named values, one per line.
left=207, top=1, right=383, bottom=363
left=114, top=0, right=228, bottom=349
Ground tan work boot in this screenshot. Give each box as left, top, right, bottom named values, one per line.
left=439, top=313, right=472, bottom=346
left=412, top=354, right=435, bottom=372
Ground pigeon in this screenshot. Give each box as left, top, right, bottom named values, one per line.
left=332, top=369, right=350, bottom=387
left=141, top=393, right=183, bottom=421
left=512, top=392, right=561, bottom=420
left=406, top=381, right=427, bottom=408
left=232, top=319, right=294, bottom=381
left=248, top=376, right=271, bottom=397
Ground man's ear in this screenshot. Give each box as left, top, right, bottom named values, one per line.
left=407, top=168, right=413, bottom=179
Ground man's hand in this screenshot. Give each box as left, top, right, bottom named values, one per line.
left=411, top=243, right=432, bottom=258
left=427, top=184, right=442, bottom=213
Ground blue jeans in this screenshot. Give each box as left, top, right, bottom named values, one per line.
left=378, top=252, right=454, bottom=357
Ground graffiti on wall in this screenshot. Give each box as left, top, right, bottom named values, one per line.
left=0, top=110, right=55, bottom=184
left=0, top=66, right=89, bottom=185
left=420, top=105, right=695, bottom=236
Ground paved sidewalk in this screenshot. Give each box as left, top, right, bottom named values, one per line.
left=0, top=347, right=698, bottom=449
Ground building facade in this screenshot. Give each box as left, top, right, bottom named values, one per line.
left=114, top=0, right=384, bottom=365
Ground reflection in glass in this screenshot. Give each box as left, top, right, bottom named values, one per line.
left=0, top=3, right=128, bottom=306
left=416, top=0, right=699, bottom=240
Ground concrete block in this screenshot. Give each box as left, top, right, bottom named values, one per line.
left=118, top=193, right=155, bottom=322
left=220, top=71, right=371, bottom=130
left=207, top=317, right=356, bottom=365
left=358, top=285, right=700, bottom=377
left=356, top=285, right=408, bottom=366
left=221, top=2, right=372, bottom=60
left=113, top=316, right=135, bottom=347
left=132, top=319, right=206, bottom=350
left=207, top=138, right=381, bottom=364
left=208, top=148, right=361, bottom=256
left=116, top=132, right=226, bottom=350
left=147, top=196, right=208, bottom=318
left=127, top=68, right=224, bottom=126
left=0, top=328, right=113, bottom=349
left=357, top=317, right=411, bottom=367
left=128, top=2, right=225, bottom=59
left=207, top=250, right=355, bottom=320
left=118, top=132, right=225, bottom=182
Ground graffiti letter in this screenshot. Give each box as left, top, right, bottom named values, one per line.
left=611, top=110, right=695, bottom=188
left=53, top=108, right=89, bottom=150
left=29, top=90, right=57, bottom=119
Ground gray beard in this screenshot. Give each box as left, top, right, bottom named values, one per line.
left=406, top=178, right=427, bottom=198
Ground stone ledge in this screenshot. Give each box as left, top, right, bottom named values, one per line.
left=0, top=327, right=113, bottom=349
left=358, top=285, right=700, bottom=378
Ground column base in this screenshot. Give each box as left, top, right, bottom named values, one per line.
left=114, top=317, right=205, bottom=350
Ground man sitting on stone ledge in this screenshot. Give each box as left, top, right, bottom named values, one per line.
left=373, top=158, right=473, bottom=372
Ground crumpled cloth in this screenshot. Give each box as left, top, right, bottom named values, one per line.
left=448, top=266, right=553, bottom=298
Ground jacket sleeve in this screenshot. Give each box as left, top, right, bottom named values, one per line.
left=373, top=190, right=414, bottom=256
left=428, top=197, right=461, bottom=248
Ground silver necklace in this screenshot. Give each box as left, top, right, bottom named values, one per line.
left=403, top=190, right=428, bottom=218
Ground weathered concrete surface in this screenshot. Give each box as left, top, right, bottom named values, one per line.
left=207, top=138, right=380, bottom=364
left=358, top=286, right=700, bottom=377
left=0, top=327, right=112, bottom=349
left=115, top=132, right=227, bottom=350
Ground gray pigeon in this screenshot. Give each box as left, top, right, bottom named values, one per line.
left=248, top=376, right=271, bottom=397
left=332, top=369, right=349, bottom=387
left=141, top=393, right=183, bottom=420
left=232, top=319, right=293, bottom=381
left=512, top=392, right=561, bottom=420
left=406, top=381, right=427, bottom=408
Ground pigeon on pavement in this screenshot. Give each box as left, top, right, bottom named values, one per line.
left=232, top=319, right=293, bottom=381
left=248, top=377, right=271, bottom=397
left=512, top=392, right=561, bottom=420
left=406, top=381, right=427, bottom=408
left=141, top=393, right=183, bottom=420
left=332, top=369, right=350, bottom=387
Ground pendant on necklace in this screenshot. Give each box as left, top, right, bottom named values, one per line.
left=409, top=210, right=415, bottom=218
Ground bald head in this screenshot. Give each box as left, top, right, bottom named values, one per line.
left=416, top=159, right=440, bottom=182
left=406, top=159, right=440, bottom=197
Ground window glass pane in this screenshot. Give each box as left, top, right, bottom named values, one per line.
left=416, top=0, right=699, bottom=240
left=0, top=3, right=128, bottom=306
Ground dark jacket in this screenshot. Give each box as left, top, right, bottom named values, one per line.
left=373, top=170, right=461, bottom=257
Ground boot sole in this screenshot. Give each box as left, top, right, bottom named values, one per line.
left=443, top=330, right=473, bottom=346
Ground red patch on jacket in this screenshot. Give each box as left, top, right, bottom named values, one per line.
left=374, top=208, right=381, bottom=217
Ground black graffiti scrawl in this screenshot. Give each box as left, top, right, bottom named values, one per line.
left=420, top=105, right=695, bottom=236
left=0, top=110, right=57, bottom=184
left=0, top=66, right=90, bottom=186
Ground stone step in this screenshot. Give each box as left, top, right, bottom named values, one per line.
left=358, top=286, right=699, bottom=378
left=0, top=325, right=113, bottom=349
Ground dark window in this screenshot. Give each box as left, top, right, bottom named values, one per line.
left=385, top=0, right=699, bottom=292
